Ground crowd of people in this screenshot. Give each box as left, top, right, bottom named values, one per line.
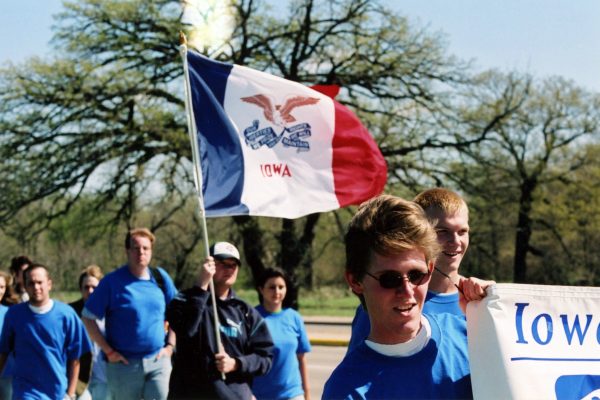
left=0, top=188, right=494, bottom=399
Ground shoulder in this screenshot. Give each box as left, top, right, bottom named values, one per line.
left=323, top=350, right=368, bottom=399
left=427, top=312, right=466, bottom=329
left=170, top=286, right=207, bottom=304
left=282, top=308, right=305, bottom=324
left=53, top=300, right=78, bottom=316
left=68, top=298, right=84, bottom=309
left=5, top=303, right=26, bottom=319
left=101, top=266, right=126, bottom=282
left=152, top=266, right=174, bottom=282
left=8, top=302, right=28, bottom=314
left=425, top=313, right=468, bottom=349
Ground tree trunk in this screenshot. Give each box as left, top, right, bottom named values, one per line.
left=278, top=214, right=321, bottom=309
left=513, top=180, right=536, bottom=283
left=233, top=216, right=266, bottom=288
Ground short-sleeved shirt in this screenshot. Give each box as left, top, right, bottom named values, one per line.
left=0, top=305, right=12, bottom=379
left=0, top=301, right=92, bottom=399
left=84, top=265, right=177, bottom=359
left=252, top=306, right=311, bottom=400
left=324, top=313, right=472, bottom=399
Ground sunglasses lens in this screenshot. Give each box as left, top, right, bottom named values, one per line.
left=378, top=272, right=404, bottom=289
left=407, top=270, right=428, bottom=285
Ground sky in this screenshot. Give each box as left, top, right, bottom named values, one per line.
left=1, top=0, right=599, bottom=91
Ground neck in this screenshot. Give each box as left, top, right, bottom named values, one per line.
left=128, top=264, right=148, bottom=278
left=429, top=270, right=459, bottom=294
left=215, top=284, right=231, bottom=300
left=30, top=298, right=51, bottom=308
left=369, top=321, right=421, bottom=344
left=262, top=302, right=282, bottom=313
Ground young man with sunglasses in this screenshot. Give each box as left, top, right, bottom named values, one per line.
left=166, top=242, right=274, bottom=399
left=323, top=195, right=491, bottom=399
left=347, top=188, right=475, bottom=352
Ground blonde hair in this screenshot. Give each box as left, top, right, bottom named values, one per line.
left=0, top=270, right=19, bottom=305
left=78, top=264, right=104, bottom=289
left=125, top=228, right=155, bottom=249
left=413, top=188, right=468, bottom=216
left=345, top=194, right=440, bottom=280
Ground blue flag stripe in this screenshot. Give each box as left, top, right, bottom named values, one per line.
left=187, top=51, right=249, bottom=216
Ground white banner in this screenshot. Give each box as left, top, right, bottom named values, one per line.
left=467, top=283, right=600, bottom=400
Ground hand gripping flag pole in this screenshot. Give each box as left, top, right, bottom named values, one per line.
left=179, top=32, right=226, bottom=380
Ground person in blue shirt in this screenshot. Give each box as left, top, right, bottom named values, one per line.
left=82, top=228, right=178, bottom=400
left=347, top=188, right=473, bottom=353
left=0, top=263, right=92, bottom=400
left=323, top=195, right=493, bottom=399
left=69, top=265, right=111, bottom=400
left=0, top=270, right=18, bottom=400
left=253, top=268, right=311, bottom=400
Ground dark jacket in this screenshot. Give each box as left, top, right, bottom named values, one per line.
left=166, top=286, right=273, bottom=400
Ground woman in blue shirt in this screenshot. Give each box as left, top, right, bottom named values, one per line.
left=0, top=270, right=18, bottom=399
left=253, top=268, right=311, bottom=400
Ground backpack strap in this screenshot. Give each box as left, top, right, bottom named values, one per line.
left=150, top=267, right=167, bottom=297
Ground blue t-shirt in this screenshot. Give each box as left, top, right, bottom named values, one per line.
left=324, top=313, right=472, bottom=399
left=423, top=291, right=463, bottom=316
left=252, top=306, right=311, bottom=400
left=347, top=291, right=463, bottom=353
left=0, top=301, right=92, bottom=400
left=84, top=265, right=177, bottom=359
left=0, top=305, right=12, bottom=379
left=0, top=305, right=7, bottom=333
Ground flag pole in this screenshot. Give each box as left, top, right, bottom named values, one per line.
left=179, top=32, right=226, bottom=380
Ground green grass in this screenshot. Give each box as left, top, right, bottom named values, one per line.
left=54, top=291, right=80, bottom=303
left=56, top=286, right=360, bottom=317
left=237, top=286, right=359, bottom=317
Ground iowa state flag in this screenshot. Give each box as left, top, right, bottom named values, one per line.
left=186, top=50, right=387, bottom=218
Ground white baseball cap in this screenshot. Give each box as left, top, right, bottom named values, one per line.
left=210, top=242, right=241, bottom=265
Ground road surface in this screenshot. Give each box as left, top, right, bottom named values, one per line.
left=306, top=345, right=347, bottom=399
left=304, top=317, right=352, bottom=398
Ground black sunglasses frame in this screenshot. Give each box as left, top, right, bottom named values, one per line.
left=365, top=269, right=431, bottom=290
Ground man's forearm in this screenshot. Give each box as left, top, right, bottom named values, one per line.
left=82, top=317, right=113, bottom=353
left=66, top=359, right=80, bottom=397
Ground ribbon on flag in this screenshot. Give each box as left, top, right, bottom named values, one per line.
left=467, top=283, right=600, bottom=399
left=185, top=50, right=387, bottom=218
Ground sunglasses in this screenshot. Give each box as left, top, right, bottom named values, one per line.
left=365, top=269, right=431, bottom=290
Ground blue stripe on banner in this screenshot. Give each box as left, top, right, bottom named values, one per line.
left=187, top=51, right=249, bottom=216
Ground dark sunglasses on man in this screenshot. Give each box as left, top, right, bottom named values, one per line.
left=365, top=269, right=431, bottom=290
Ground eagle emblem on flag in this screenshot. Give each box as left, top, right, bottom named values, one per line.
left=241, top=94, right=320, bottom=152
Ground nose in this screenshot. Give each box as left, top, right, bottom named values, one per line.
left=394, top=276, right=413, bottom=296
left=447, top=231, right=461, bottom=245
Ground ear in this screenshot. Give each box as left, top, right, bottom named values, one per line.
left=345, top=271, right=364, bottom=295
left=428, top=260, right=435, bottom=273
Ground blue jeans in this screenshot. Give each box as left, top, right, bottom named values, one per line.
left=89, top=379, right=111, bottom=400
left=76, top=379, right=112, bottom=400
left=106, top=355, right=172, bottom=400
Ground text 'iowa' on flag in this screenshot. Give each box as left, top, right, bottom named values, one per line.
left=186, top=50, right=387, bottom=218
